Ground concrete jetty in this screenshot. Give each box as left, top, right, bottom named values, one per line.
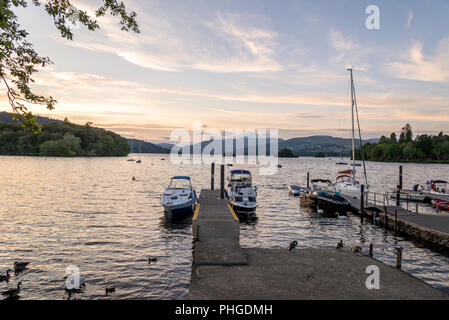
left=346, top=196, right=449, bottom=250
left=190, top=189, right=448, bottom=300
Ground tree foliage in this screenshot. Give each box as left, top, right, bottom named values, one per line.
left=0, top=0, right=139, bottom=133
left=356, top=124, right=449, bottom=162
left=0, top=119, right=130, bottom=156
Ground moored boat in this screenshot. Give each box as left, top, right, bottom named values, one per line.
left=161, top=176, right=197, bottom=219
left=288, top=185, right=308, bottom=196
left=226, top=170, right=258, bottom=219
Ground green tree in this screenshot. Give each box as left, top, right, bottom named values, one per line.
left=390, top=132, right=397, bottom=142
left=1, top=0, right=139, bottom=133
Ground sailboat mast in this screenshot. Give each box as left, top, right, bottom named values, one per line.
left=349, top=68, right=355, bottom=180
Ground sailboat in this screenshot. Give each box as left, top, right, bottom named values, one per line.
left=335, top=147, right=348, bottom=165
left=332, top=68, right=368, bottom=200
left=136, top=140, right=142, bottom=163
left=127, top=140, right=136, bottom=161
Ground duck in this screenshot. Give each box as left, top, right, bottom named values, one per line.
left=148, top=257, right=158, bottom=264
left=14, top=261, right=30, bottom=272
left=2, top=281, right=21, bottom=297
left=336, top=240, right=343, bottom=249
left=105, top=287, right=116, bottom=295
left=351, top=246, right=362, bottom=254
left=289, top=240, right=298, bottom=252
left=0, top=269, right=12, bottom=282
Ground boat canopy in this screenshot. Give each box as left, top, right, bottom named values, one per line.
left=311, top=179, right=332, bottom=184
left=432, top=180, right=448, bottom=184
left=230, top=170, right=251, bottom=175
left=335, top=174, right=352, bottom=182
left=171, top=176, right=191, bottom=180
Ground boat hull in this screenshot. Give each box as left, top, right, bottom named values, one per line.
left=163, top=200, right=196, bottom=220
left=230, top=202, right=257, bottom=219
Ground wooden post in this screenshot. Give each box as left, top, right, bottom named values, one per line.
left=306, top=172, right=310, bottom=189
left=396, top=185, right=400, bottom=207
left=360, top=184, right=365, bottom=220
left=396, top=247, right=403, bottom=269
left=211, top=163, right=215, bottom=190
left=220, top=165, right=225, bottom=199
left=415, top=203, right=419, bottom=214
left=399, top=165, right=403, bottom=190
left=369, top=243, right=373, bottom=257
left=384, top=210, right=388, bottom=231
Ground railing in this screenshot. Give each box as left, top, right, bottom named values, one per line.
left=364, top=191, right=389, bottom=207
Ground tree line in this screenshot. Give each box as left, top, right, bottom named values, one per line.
left=0, top=119, right=130, bottom=157
left=355, top=124, right=449, bottom=162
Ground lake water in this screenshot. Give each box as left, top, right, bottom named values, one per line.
left=1, top=154, right=449, bottom=299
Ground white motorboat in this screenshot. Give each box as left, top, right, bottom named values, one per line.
left=288, top=185, right=308, bottom=196
left=227, top=170, right=258, bottom=219
left=161, top=176, right=197, bottom=219
left=332, top=68, right=368, bottom=200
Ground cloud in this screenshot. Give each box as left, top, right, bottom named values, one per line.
left=58, top=7, right=282, bottom=73
left=388, top=38, right=449, bottom=82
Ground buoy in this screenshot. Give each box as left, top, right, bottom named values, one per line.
left=132, top=176, right=136, bottom=181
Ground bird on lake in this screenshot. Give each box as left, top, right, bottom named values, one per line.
left=2, top=281, right=22, bottom=297
left=148, top=257, right=158, bottom=264
left=351, top=246, right=362, bottom=254
left=336, top=240, right=343, bottom=249
left=0, top=269, right=12, bottom=282
left=14, top=261, right=30, bottom=272
left=105, top=287, right=116, bottom=295
left=289, top=241, right=298, bottom=252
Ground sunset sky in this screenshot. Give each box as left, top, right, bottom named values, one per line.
left=4, top=0, right=449, bottom=142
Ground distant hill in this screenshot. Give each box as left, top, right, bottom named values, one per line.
left=127, top=139, right=170, bottom=154
left=0, top=112, right=62, bottom=125
left=173, top=135, right=377, bottom=157
left=0, top=114, right=129, bottom=157
left=156, top=143, right=174, bottom=150
left=279, top=135, right=378, bottom=157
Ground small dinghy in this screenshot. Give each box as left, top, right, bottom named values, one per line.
left=288, top=185, right=308, bottom=196
left=161, top=176, right=197, bottom=219
left=227, top=170, right=258, bottom=219
left=432, top=199, right=449, bottom=211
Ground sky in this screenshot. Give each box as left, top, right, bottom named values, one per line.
left=3, top=0, right=449, bottom=142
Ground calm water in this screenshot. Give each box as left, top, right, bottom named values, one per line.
left=1, top=154, right=449, bottom=299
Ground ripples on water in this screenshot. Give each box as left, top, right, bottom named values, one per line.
left=0, top=155, right=449, bottom=299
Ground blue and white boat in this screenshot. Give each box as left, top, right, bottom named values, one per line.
left=226, top=170, right=258, bottom=219
left=161, top=176, right=197, bottom=219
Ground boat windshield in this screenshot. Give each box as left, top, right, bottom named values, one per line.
left=169, top=179, right=191, bottom=189
left=230, top=174, right=252, bottom=183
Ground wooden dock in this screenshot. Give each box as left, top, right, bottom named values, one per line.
left=189, top=189, right=448, bottom=300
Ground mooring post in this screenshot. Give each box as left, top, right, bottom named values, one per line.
left=360, top=184, right=365, bottom=220
left=384, top=209, right=388, bottom=231
left=211, top=163, right=215, bottom=190
left=399, top=165, right=403, bottom=190
left=369, top=243, right=373, bottom=257
left=220, top=164, right=225, bottom=199
left=306, top=172, right=310, bottom=189
left=396, top=247, right=403, bottom=269
left=396, top=184, right=400, bottom=207
left=415, top=203, right=419, bottom=214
